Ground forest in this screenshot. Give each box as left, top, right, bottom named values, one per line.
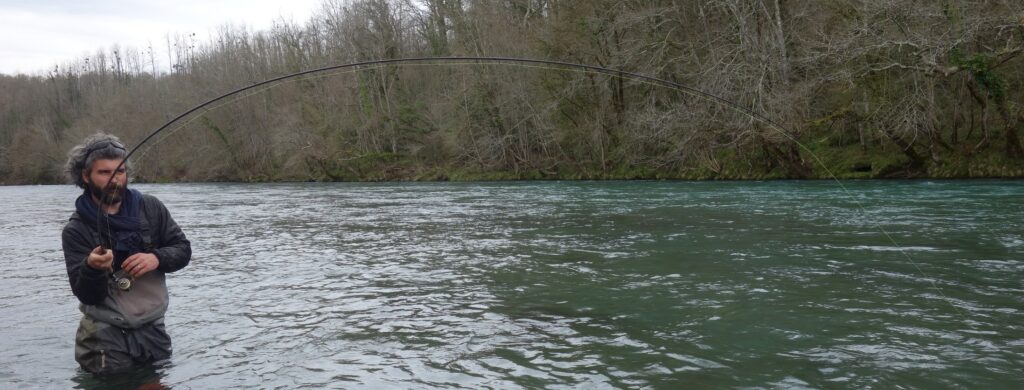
left=1, top=0, right=1023, bottom=184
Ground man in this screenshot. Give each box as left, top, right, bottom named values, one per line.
left=61, top=133, right=191, bottom=374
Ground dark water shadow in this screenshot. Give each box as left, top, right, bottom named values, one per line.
left=71, top=364, right=170, bottom=390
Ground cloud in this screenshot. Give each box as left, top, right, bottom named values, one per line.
left=0, top=0, right=323, bottom=75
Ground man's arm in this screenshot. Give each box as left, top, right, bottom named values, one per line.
left=62, top=224, right=109, bottom=305
left=148, top=196, right=191, bottom=273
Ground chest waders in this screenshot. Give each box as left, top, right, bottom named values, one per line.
left=73, top=197, right=173, bottom=374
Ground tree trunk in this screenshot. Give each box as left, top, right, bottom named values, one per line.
left=771, top=0, right=789, bottom=81
left=965, top=79, right=991, bottom=153
left=995, top=97, right=1023, bottom=158
left=764, top=138, right=810, bottom=178
left=884, top=129, right=925, bottom=168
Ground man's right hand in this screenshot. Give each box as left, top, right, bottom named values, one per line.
left=87, top=246, right=113, bottom=271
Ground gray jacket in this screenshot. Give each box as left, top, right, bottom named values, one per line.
left=62, top=193, right=191, bottom=328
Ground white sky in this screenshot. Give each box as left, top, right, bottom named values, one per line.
left=0, top=0, right=325, bottom=75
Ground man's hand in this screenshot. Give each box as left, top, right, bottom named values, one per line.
left=87, top=246, right=113, bottom=271
left=122, top=253, right=159, bottom=278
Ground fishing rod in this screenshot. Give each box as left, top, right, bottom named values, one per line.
left=110, top=56, right=800, bottom=166
left=93, top=56, right=954, bottom=323
left=97, top=56, right=799, bottom=246
left=93, top=56, right=801, bottom=291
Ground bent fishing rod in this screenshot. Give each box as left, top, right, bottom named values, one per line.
left=109, top=56, right=799, bottom=168
left=93, top=56, right=801, bottom=285
left=91, top=56, right=984, bottom=336
left=95, top=55, right=806, bottom=241
left=97, top=55, right=807, bottom=231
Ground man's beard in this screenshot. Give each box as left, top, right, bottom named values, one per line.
left=89, top=181, right=126, bottom=205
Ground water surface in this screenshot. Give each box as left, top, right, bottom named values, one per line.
left=1, top=181, right=1021, bottom=388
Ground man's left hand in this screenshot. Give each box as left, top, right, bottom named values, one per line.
left=122, top=253, right=159, bottom=278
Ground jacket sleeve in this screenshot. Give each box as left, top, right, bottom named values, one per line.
left=147, top=196, right=192, bottom=273
left=62, top=222, right=109, bottom=305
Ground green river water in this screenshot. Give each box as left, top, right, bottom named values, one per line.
left=0, top=180, right=1021, bottom=388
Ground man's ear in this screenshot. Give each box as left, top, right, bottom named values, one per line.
left=81, top=169, right=91, bottom=186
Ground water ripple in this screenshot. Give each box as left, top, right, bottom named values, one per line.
left=1, top=181, right=1022, bottom=388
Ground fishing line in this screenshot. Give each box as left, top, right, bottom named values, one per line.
left=96, top=56, right=971, bottom=325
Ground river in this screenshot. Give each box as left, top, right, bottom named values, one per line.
left=1, top=181, right=1021, bottom=389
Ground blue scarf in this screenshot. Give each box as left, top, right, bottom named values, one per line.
left=75, top=188, right=145, bottom=266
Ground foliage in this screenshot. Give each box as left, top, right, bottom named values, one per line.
left=0, top=0, right=1022, bottom=185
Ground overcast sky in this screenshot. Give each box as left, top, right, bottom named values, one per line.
left=0, top=0, right=325, bottom=75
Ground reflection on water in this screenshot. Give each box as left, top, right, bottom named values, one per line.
left=1, top=181, right=1022, bottom=388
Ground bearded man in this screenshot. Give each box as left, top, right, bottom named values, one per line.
left=61, top=133, right=191, bottom=374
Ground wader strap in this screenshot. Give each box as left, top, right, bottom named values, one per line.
left=139, top=219, right=154, bottom=252
left=138, top=196, right=155, bottom=251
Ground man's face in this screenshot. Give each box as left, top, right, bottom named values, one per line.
left=83, top=159, right=128, bottom=205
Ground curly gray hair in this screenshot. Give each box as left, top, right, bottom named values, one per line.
left=64, top=133, right=131, bottom=189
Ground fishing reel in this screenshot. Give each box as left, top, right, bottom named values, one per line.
left=112, top=269, right=133, bottom=291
